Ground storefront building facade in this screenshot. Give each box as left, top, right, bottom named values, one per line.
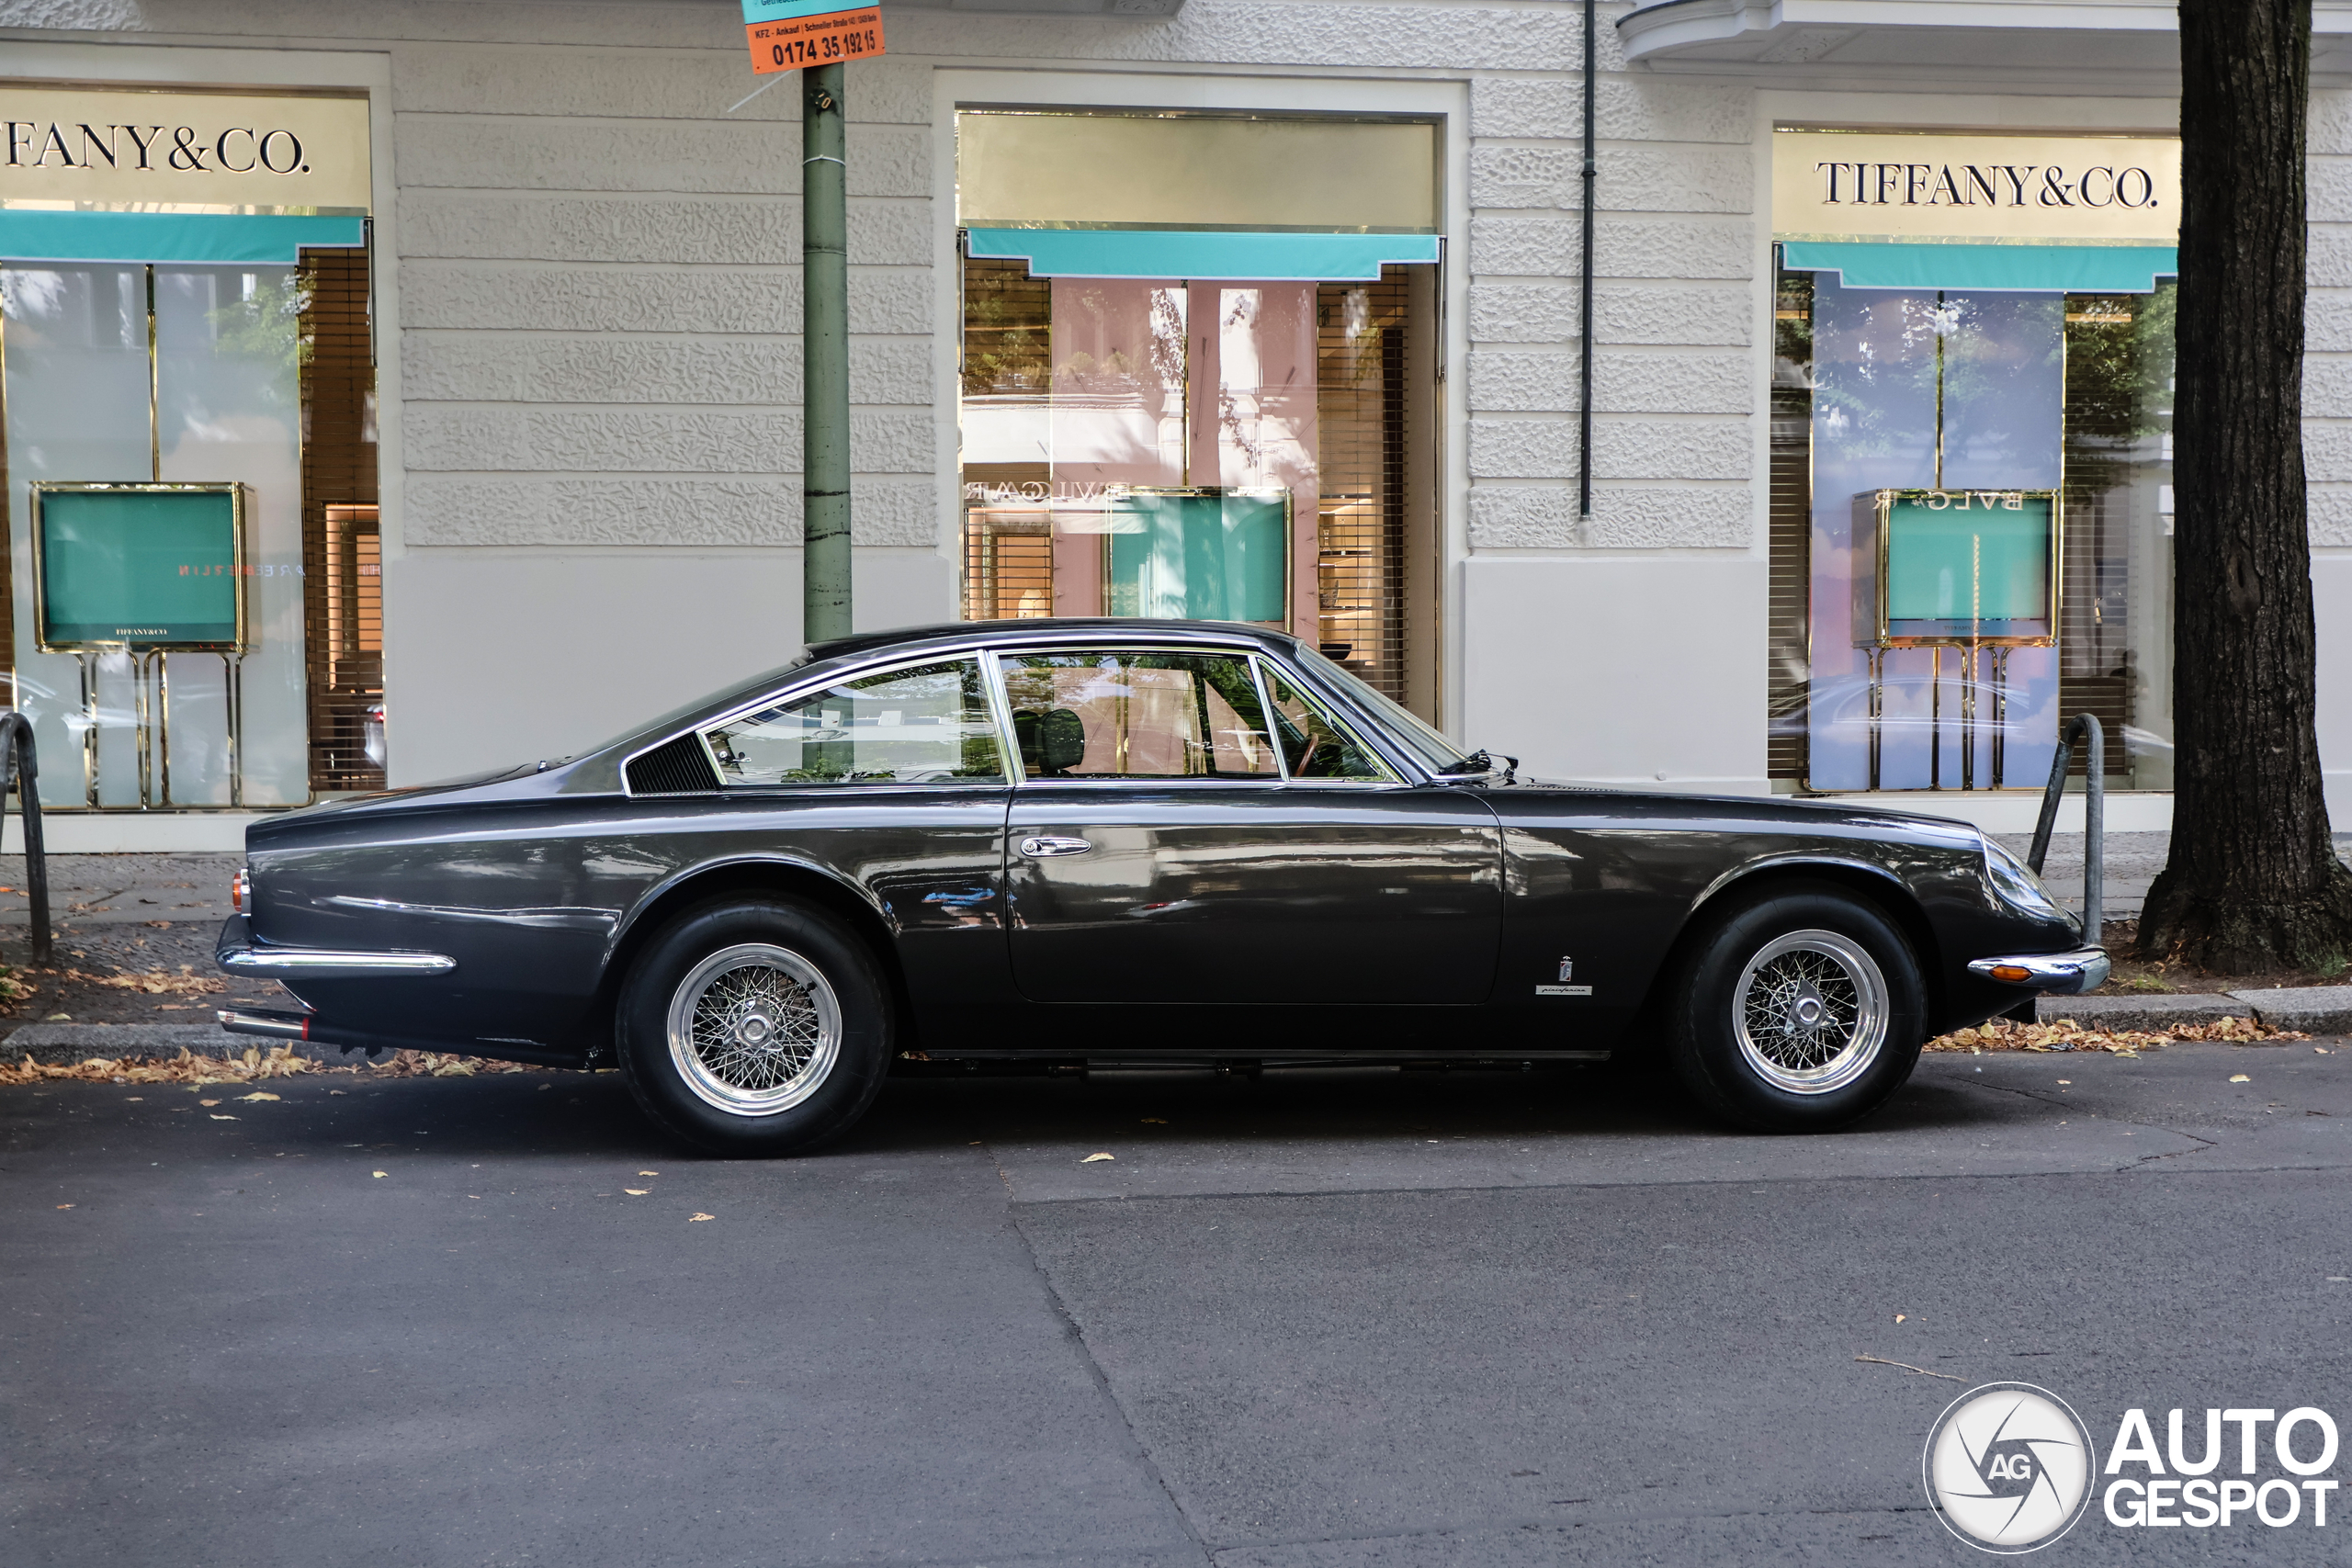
left=1, top=0, right=2348, bottom=849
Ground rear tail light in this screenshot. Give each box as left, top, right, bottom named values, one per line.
left=232, top=869, right=251, bottom=911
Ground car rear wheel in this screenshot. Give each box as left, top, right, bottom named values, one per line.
left=1662, top=882, right=1925, bottom=1133
left=616, top=897, right=890, bottom=1156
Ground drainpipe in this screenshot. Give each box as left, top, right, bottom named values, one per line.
left=1579, top=0, right=1598, bottom=521
left=803, top=62, right=853, bottom=643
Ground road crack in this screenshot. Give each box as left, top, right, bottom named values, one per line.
left=985, top=1141, right=1213, bottom=1565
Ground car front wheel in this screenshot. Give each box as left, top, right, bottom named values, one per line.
left=616, top=897, right=891, bottom=1156
left=1662, top=882, right=1925, bottom=1133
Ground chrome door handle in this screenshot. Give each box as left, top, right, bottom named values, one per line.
left=1019, top=835, right=1094, bottom=859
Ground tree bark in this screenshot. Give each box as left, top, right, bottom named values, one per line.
left=2141, top=0, right=2352, bottom=971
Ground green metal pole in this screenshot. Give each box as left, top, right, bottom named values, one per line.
left=801, top=62, right=852, bottom=644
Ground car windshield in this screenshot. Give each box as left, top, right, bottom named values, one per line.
left=1289, top=645, right=1475, bottom=774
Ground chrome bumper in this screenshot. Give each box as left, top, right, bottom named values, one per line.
left=218, top=945, right=457, bottom=979
left=1967, top=947, right=2109, bottom=995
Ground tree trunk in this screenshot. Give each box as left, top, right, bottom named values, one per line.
left=2141, top=0, right=2352, bottom=971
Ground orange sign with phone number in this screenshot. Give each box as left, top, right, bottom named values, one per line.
left=748, top=8, right=885, bottom=73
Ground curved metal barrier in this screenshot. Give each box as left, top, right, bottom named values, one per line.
left=0, top=713, right=51, bottom=967
left=2027, top=713, right=2105, bottom=943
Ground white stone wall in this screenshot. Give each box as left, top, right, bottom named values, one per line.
left=1466, top=51, right=1758, bottom=553
left=2310, top=89, right=2352, bottom=818
left=2310, top=90, right=2352, bottom=547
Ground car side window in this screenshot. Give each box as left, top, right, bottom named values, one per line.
left=1000, top=651, right=1279, bottom=779
left=1264, top=669, right=1395, bottom=782
left=702, top=658, right=1006, bottom=787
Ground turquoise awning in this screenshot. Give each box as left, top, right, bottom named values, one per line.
left=0, top=210, right=366, bottom=265
left=967, top=227, right=1440, bottom=281
left=1781, top=241, right=2177, bottom=293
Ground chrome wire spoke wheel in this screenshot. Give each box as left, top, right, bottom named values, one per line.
left=665, top=942, right=842, bottom=1117
left=1731, top=929, right=1890, bottom=1096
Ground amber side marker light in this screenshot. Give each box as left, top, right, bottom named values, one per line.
left=1986, top=964, right=2034, bottom=985
left=232, top=870, right=251, bottom=912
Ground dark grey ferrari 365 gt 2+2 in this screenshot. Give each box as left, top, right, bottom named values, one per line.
left=216, top=619, right=2105, bottom=1155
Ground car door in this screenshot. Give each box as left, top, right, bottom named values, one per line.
left=999, top=646, right=1501, bottom=1005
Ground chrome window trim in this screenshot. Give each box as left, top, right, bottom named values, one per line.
left=994, top=643, right=1284, bottom=789
left=1258, top=657, right=1406, bottom=785
left=615, top=630, right=1447, bottom=796
left=978, top=649, right=1028, bottom=787
left=621, top=649, right=1007, bottom=798
left=1245, top=653, right=1292, bottom=783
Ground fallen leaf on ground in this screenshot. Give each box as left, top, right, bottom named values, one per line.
left=1895, top=1314, right=1906, bottom=1323
left=688, top=1213, right=715, bottom=1222
left=55, top=1203, right=73, bottom=1210
left=1141, top=1118, right=1168, bottom=1124
left=198, top=1099, right=220, bottom=1106
left=1080, top=1152, right=1114, bottom=1163
left=209, top=1114, right=236, bottom=1121
left=235, top=1091, right=280, bottom=1102
left=371, top=1170, right=387, bottom=1179
left=637, top=1170, right=658, bottom=1176
left=624, top=1189, right=649, bottom=1196
left=2230, top=1074, right=2252, bottom=1083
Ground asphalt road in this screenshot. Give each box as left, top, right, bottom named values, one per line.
left=6, top=1042, right=2351, bottom=1567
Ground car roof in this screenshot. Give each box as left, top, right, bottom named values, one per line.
left=807, top=618, right=1307, bottom=662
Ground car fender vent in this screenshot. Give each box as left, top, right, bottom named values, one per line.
left=626, top=735, right=719, bottom=795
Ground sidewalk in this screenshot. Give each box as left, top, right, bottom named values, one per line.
left=1984, top=831, right=2352, bottom=919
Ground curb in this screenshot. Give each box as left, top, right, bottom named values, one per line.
left=1, top=1021, right=353, bottom=1066
left=2030, top=993, right=2251, bottom=1031
left=2229, top=987, right=2352, bottom=1035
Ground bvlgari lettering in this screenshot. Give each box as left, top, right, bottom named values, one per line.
left=1876, top=489, right=2027, bottom=512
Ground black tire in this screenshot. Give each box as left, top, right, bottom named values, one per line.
left=1661, top=881, right=1926, bottom=1133
left=616, top=897, right=892, bottom=1156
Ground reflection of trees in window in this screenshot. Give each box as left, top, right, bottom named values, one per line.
left=961, top=258, right=1049, bottom=397
left=1807, top=290, right=1943, bottom=465
left=2060, top=282, right=2176, bottom=774
left=1768, top=270, right=1814, bottom=782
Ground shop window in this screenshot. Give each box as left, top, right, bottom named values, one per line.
left=0, top=244, right=378, bottom=807
left=1769, top=262, right=2175, bottom=792
left=958, top=257, right=1439, bottom=720
left=300, top=248, right=384, bottom=792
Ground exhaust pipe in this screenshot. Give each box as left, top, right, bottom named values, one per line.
left=218, top=1008, right=312, bottom=1041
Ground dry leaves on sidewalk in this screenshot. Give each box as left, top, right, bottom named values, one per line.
left=1925, top=1014, right=2309, bottom=1056
left=73, top=965, right=227, bottom=998
left=0, top=1045, right=555, bottom=1087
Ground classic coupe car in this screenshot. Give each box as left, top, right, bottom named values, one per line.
left=216, top=619, right=2105, bottom=1155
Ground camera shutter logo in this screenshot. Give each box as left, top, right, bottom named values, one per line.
left=1922, top=1382, right=2098, bottom=1552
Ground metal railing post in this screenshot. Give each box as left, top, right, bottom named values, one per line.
left=2028, top=713, right=2104, bottom=944
left=0, top=713, right=51, bottom=966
